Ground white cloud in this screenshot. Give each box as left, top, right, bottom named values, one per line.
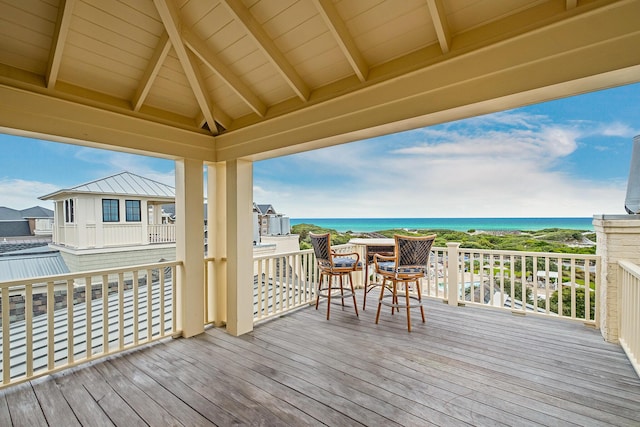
left=256, top=111, right=629, bottom=218
left=0, top=178, right=57, bottom=210
left=600, top=122, right=638, bottom=138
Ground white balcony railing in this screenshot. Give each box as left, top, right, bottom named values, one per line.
left=452, top=247, right=599, bottom=325
left=619, top=260, right=640, bottom=377
left=149, top=224, right=176, bottom=243
left=235, top=244, right=600, bottom=325
left=0, top=261, right=180, bottom=389
left=0, top=244, right=607, bottom=390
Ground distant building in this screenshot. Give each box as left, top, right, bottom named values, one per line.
left=0, top=206, right=54, bottom=238
left=39, top=172, right=176, bottom=272
left=252, top=203, right=298, bottom=254
left=253, top=203, right=291, bottom=239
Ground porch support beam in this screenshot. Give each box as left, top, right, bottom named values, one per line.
left=0, top=84, right=216, bottom=162
left=225, top=159, right=254, bottom=336
left=175, top=158, right=205, bottom=338
left=207, top=162, right=227, bottom=327
left=593, top=214, right=640, bottom=343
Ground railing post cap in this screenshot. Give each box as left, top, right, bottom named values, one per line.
left=446, top=242, right=461, bottom=248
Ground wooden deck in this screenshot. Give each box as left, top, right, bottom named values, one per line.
left=1, top=292, right=639, bottom=426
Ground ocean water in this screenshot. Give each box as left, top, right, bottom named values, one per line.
left=290, top=217, right=594, bottom=233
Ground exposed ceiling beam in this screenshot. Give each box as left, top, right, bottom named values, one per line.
left=221, top=0, right=310, bottom=101
left=153, top=0, right=225, bottom=133
left=566, top=0, right=579, bottom=9
left=132, top=31, right=171, bottom=112
left=0, top=84, right=216, bottom=161
left=427, top=0, right=451, bottom=54
left=46, top=0, right=76, bottom=89
left=183, top=29, right=267, bottom=117
left=215, top=0, right=640, bottom=161
left=313, top=0, right=368, bottom=82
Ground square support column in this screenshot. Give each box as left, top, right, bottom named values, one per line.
left=175, top=159, right=205, bottom=338
left=593, top=214, right=640, bottom=343
left=225, top=159, right=254, bottom=336
left=206, top=162, right=227, bottom=326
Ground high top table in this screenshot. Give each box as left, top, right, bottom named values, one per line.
left=349, top=238, right=395, bottom=310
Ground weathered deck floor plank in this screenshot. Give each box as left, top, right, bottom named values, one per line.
left=1, top=293, right=639, bottom=426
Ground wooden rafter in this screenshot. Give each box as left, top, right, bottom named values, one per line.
left=313, top=0, right=368, bottom=82
left=46, top=0, right=76, bottom=89
left=221, top=0, right=310, bottom=101
left=132, top=32, right=171, bottom=112
left=427, top=0, right=451, bottom=54
left=153, top=0, right=228, bottom=132
left=183, top=30, right=266, bottom=117
left=566, top=0, right=578, bottom=9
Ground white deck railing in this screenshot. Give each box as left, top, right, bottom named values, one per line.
left=252, top=248, right=318, bottom=322
left=241, top=244, right=599, bottom=325
left=619, top=260, right=640, bottom=377
left=148, top=224, right=176, bottom=243
left=0, top=261, right=180, bottom=389
left=446, top=246, right=599, bottom=325
left=0, top=243, right=606, bottom=389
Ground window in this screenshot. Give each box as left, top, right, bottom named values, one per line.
left=102, top=199, right=119, bottom=222
left=125, top=200, right=141, bottom=222
left=64, top=199, right=74, bottom=223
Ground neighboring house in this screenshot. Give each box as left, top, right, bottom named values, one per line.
left=252, top=203, right=298, bottom=254
left=39, top=172, right=176, bottom=273
left=0, top=206, right=54, bottom=238
left=253, top=203, right=291, bottom=239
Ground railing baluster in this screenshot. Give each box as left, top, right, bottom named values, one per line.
left=102, top=274, right=109, bottom=354
left=66, top=279, right=74, bottom=364
left=159, top=267, right=166, bottom=336
left=133, top=271, right=139, bottom=345
left=118, top=273, right=124, bottom=350
left=570, top=258, right=577, bottom=319
left=25, top=283, right=33, bottom=378
left=2, top=287, right=10, bottom=384
left=585, top=259, right=591, bottom=321
left=146, top=269, right=152, bottom=340
left=47, top=281, right=54, bottom=370
left=85, top=276, right=92, bottom=359
left=269, top=258, right=276, bottom=316
left=172, top=265, right=177, bottom=333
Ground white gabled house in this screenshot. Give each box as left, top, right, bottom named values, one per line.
left=39, top=172, right=176, bottom=272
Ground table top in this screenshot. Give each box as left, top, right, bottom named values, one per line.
left=349, top=238, right=394, bottom=246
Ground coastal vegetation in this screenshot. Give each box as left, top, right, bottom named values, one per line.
left=292, top=223, right=596, bottom=254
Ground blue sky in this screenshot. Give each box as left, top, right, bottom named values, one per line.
left=1, top=82, right=639, bottom=218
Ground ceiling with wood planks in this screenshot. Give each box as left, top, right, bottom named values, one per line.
left=1, top=0, right=639, bottom=162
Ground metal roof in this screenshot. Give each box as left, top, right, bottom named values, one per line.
left=0, top=207, right=25, bottom=221
left=0, top=250, right=70, bottom=282
left=0, top=207, right=53, bottom=221
left=20, top=206, right=54, bottom=218
left=40, top=172, right=175, bottom=200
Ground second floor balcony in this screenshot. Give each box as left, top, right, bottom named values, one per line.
left=0, top=235, right=638, bottom=425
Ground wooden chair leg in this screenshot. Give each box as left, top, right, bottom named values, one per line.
left=326, top=275, right=332, bottom=320
left=339, top=275, right=345, bottom=307
left=416, top=280, right=425, bottom=323
left=348, top=272, right=359, bottom=317
left=405, top=284, right=412, bottom=332
left=391, top=281, right=397, bottom=315
left=315, top=273, right=323, bottom=310
left=375, top=278, right=386, bottom=324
